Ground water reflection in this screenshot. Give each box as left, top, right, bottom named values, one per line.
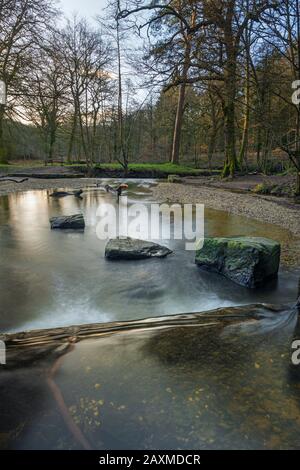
left=0, top=180, right=299, bottom=333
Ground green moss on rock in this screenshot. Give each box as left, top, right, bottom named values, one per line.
left=195, top=237, right=281, bottom=288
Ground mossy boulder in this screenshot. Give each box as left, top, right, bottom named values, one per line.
left=195, top=237, right=280, bottom=288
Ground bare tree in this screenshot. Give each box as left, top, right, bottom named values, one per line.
left=0, top=0, right=58, bottom=163
left=21, top=32, right=68, bottom=164
left=59, top=17, right=112, bottom=168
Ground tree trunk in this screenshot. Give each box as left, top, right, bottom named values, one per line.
left=238, top=54, right=250, bottom=168
left=78, top=109, right=91, bottom=171
left=296, top=172, right=300, bottom=196
left=48, top=126, right=56, bottom=164
left=67, top=112, right=77, bottom=164
left=208, top=92, right=219, bottom=171
left=222, top=94, right=237, bottom=177
left=0, top=105, right=7, bottom=164
left=222, top=45, right=238, bottom=178
left=256, top=127, right=262, bottom=168
left=208, top=132, right=217, bottom=171
left=116, top=6, right=128, bottom=176
left=171, top=82, right=187, bottom=164
left=170, top=39, right=191, bottom=165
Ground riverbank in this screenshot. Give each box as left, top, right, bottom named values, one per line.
left=0, top=176, right=299, bottom=267
left=0, top=162, right=219, bottom=179
left=0, top=177, right=100, bottom=196
left=152, top=181, right=300, bottom=267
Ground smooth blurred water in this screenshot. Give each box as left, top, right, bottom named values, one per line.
left=0, top=179, right=299, bottom=333
left=1, top=305, right=300, bottom=450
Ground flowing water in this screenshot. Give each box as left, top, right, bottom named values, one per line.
left=0, top=306, right=300, bottom=450
left=0, top=179, right=300, bottom=450
left=0, top=180, right=299, bottom=333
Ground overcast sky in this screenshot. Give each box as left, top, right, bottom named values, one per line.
left=59, top=0, right=108, bottom=19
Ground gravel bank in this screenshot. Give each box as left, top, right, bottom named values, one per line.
left=152, top=182, right=300, bottom=267
left=0, top=177, right=99, bottom=196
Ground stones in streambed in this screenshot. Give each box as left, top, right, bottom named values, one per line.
left=168, top=174, right=182, bottom=183
left=105, top=237, right=173, bottom=260
left=195, top=236, right=281, bottom=288
left=50, top=214, right=85, bottom=230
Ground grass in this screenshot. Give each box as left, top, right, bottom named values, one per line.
left=0, top=160, right=44, bottom=171
left=0, top=161, right=221, bottom=176
left=95, top=162, right=219, bottom=176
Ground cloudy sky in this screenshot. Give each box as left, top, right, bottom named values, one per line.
left=60, top=0, right=108, bottom=19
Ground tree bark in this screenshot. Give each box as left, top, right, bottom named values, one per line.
left=0, top=105, right=7, bottom=164
left=116, top=2, right=128, bottom=176
left=170, top=39, right=191, bottom=165
left=222, top=71, right=237, bottom=177
left=171, top=82, right=187, bottom=164
left=48, top=125, right=56, bottom=163
left=239, top=16, right=251, bottom=169
left=67, top=112, right=77, bottom=164
left=222, top=24, right=238, bottom=178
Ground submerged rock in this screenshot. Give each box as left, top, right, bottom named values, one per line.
left=50, top=214, right=85, bottom=230
left=195, top=236, right=280, bottom=288
left=105, top=237, right=173, bottom=260
left=50, top=189, right=83, bottom=198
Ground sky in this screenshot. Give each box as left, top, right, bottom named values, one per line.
left=59, top=0, right=151, bottom=102
left=59, top=0, right=108, bottom=20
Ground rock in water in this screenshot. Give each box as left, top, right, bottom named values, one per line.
left=50, top=190, right=83, bottom=198
left=50, top=214, right=85, bottom=230
left=105, top=237, right=173, bottom=260
left=195, top=236, right=280, bottom=288
left=168, top=174, right=182, bottom=183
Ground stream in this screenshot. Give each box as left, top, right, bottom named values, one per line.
left=0, top=179, right=300, bottom=449
left=0, top=180, right=299, bottom=333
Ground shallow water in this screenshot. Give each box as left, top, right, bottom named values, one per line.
left=1, top=180, right=300, bottom=450
left=0, top=179, right=299, bottom=333
left=1, top=305, right=300, bottom=450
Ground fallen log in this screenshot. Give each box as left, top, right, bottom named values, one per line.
left=0, top=177, right=28, bottom=183
left=1, top=303, right=288, bottom=351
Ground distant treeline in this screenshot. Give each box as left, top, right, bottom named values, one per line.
left=1, top=1, right=300, bottom=190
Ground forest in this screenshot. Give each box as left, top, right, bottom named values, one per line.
left=1, top=0, right=300, bottom=454
left=1, top=0, right=300, bottom=191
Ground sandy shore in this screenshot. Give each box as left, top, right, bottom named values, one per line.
left=0, top=177, right=299, bottom=266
